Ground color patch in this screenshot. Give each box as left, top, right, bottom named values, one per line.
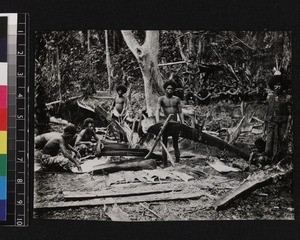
left=0, top=63, right=7, bottom=85
left=0, top=17, right=7, bottom=62
left=0, top=200, right=6, bottom=220
left=0, top=86, right=7, bottom=108
left=0, top=155, right=6, bottom=176
left=0, top=108, right=7, bottom=130
left=0, top=176, right=6, bottom=199
left=0, top=132, right=7, bottom=154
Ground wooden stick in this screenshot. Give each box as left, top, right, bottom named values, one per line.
left=144, top=114, right=174, bottom=159
left=64, top=188, right=182, bottom=200
left=213, top=165, right=292, bottom=210
left=35, top=191, right=207, bottom=210
left=252, top=116, right=264, bottom=123
left=139, top=203, right=162, bottom=219
left=158, top=60, right=186, bottom=67
left=160, top=141, right=175, bottom=167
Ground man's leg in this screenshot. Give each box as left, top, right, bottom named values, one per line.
left=173, top=134, right=180, bottom=163
left=265, top=124, right=274, bottom=159
left=162, top=134, right=168, bottom=167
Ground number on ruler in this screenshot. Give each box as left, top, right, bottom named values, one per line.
left=17, top=72, right=24, bottom=76
left=18, top=51, right=24, bottom=55
left=16, top=219, right=23, bottom=226
left=17, top=178, right=23, bottom=183
left=17, top=157, right=24, bottom=161
left=17, top=115, right=24, bottom=119
left=18, top=93, right=23, bottom=98
left=17, top=199, right=23, bottom=204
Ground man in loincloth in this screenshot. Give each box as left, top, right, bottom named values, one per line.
left=111, top=84, right=128, bottom=122
left=262, top=74, right=292, bottom=164
left=111, top=84, right=128, bottom=142
left=75, top=118, right=103, bottom=157
left=156, top=80, right=184, bottom=167
left=35, top=125, right=82, bottom=172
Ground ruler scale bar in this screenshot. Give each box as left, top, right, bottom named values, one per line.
left=0, top=13, right=29, bottom=226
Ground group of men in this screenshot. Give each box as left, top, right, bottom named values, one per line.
left=35, top=117, right=103, bottom=172
left=171, top=56, right=268, bottom=105
left=35, top=71, right=292, bottom=171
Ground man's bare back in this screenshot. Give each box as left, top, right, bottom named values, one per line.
left=42, top=135, right=65, bottom=156
left=35, top=132, right=62, bottom=150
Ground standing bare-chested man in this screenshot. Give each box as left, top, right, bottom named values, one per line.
left=156, top=80, right=184, bottom=167
left=111, top=84, right=128, bottom=122
left=111, top=84, right=128, bottom=142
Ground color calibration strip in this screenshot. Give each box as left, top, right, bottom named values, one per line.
left=0, top=13, right=29, bottom=226
left=0, top=16, right=8, bottom=222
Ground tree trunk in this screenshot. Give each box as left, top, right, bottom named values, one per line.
left=176, top=31, right=188, bottom=61
left=105, top=30, right=113, bottom=94
left=56, top=48, right=62, bottom=100
left=121, top=30, right=163, bottom=116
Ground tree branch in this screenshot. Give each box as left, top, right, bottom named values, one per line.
left=121, top=31, right=142, bottom=59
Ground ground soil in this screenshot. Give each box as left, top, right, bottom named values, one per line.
left=34, top=102, right=294, bottom=221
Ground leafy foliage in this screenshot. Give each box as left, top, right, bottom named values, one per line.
left=35, top=30, right=291, bottom=122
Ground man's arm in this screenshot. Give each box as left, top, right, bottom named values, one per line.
left=93, top=132, right=103, bottom=157
left=121, top=97, right=127, bottom=116
left=66, top=143, right=79, bottom=154
left=177, top=98, right=184, bottom=124
left=75, top=130, right=92, bottom=146
left=156, top=97, right=162, bottom=123
left=59, top=140, right=82, bottom=171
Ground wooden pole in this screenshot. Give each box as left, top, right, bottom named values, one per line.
left=105, top=30, right=112, bottom=94
left=158, top=60, right=186, bottom=67
left=144, top=114, right=174, bottom=159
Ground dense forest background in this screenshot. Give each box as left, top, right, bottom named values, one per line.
left=35, top=30, right=291, bottom=102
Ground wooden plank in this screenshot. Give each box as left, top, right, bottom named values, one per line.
left=213, top=164, right=292, bottom=210
left=34, top=191, right=207, bottom=210
left=91, top=159, right=157, bottom=174
left=63, top=187, right=183, bottom=200
left=228, top=116, right=245, bottom=144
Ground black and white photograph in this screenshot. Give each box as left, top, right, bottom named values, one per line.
left=33, top=30, right=293, bottom=221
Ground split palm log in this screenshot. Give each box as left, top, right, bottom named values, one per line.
left=101, top=148, right=161, bottom=160
left=90, top=159, right=157, bottom=174
left=213, top=162, right=292, bottom=210
left=148, top=122, right=250, bottom=160
left=144, top=114, right=174, bottom=159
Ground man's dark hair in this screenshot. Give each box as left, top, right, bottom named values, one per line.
left=163, top=80, right=176, bottom=90
left=63, top=124, right=77, bottom=136
left=83, top=118, right=94, bottom=128
left=255, top=137, right=266, bottom=153
left=116, top=84, right=127, bottom=94
left=268, top=75, right=290, bottom=91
